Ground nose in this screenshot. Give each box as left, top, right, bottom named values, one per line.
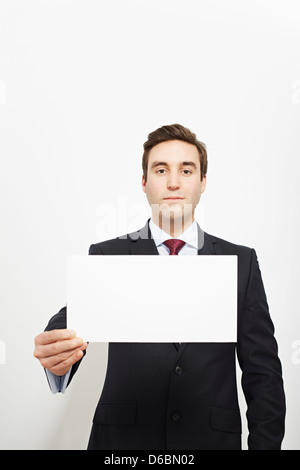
left=167, top=171, right=181, bottom=190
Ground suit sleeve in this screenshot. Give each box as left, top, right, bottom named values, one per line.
left=44, top=243, right=103, bottom=389
left=237, top=248, right=286, bottom=450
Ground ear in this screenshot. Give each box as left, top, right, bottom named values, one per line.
left=201, top=175, right=207, bottom=194
left=141, top=174, right=146, bottom=193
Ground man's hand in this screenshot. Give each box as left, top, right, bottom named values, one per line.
left=34, top=329, right=88, bottom=376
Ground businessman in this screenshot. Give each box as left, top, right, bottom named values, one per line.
left=34, top=124, right=286, bottom=450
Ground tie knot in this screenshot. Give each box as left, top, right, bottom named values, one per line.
left=163, top=239, right=186, bottom=255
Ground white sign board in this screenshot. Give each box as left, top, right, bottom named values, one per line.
left=67, top=255, right=237, bottom=342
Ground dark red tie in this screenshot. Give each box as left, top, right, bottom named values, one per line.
left=163, top=239, right=186, bottom=255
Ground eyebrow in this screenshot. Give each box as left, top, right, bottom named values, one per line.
left=150, top=161, right=198, bottom=170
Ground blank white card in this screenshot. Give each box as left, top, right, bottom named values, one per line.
left=67, top=255, right=237, bottom=343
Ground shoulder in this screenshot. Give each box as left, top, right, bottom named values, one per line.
left=205, top=233, right=260, bottom=287
left=88, top=228, right=139, bottom=255
left=205, top=231, right=254, bottom=257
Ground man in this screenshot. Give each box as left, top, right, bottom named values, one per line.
left=34, top=124, right=286, bottom=450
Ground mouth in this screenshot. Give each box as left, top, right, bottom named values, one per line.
left=163, top=197, right=184, bottom=200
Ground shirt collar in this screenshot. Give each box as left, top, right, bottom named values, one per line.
left=149, top=218, right=198, bottom=249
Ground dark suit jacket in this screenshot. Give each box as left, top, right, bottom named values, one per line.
left=45, top=219, right=285, bottom=450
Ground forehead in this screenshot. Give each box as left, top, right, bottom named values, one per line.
left=148, top=140, right=200, bottom=165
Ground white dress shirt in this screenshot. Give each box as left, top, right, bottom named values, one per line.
left=149, top=218, right=199, bottom=255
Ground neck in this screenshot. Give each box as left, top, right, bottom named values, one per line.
left=153, top=213, right=194, bottom=238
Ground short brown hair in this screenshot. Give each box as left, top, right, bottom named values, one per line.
left=142, top=123, right=208, bottom=182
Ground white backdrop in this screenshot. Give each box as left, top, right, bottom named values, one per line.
left=0, top=0, right=299, bottom=450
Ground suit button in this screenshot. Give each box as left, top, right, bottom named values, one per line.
left=171, top=412, right=181, bottom=421
left=175, top=366, right=183, bottom=375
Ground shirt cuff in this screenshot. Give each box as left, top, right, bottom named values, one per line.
left=44, top=367, right=72, bottom=394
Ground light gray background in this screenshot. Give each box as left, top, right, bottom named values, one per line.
left=0, top=0, right=299, bottom=450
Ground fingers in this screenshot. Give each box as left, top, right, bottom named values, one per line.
left=33, top=329, right=88, bottom=376
left=38, top=342, right=88, bottom=370
left=35, top=329, right=76, bottom=346
left=50, top=350, right=83, bottom=376
left=35, top=336, right=85, bottom=359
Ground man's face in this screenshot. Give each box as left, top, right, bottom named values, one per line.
left=141, top=139, right=206, bottom=231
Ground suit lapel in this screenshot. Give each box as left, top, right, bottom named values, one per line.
left=125, top=219, right=217, bottom=355
left=127, top=219, right=159, bottom=255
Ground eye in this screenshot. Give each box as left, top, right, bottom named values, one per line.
left=182, top=169, right=192, bottom=175
left=157, top=169, right=166, bottom=174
